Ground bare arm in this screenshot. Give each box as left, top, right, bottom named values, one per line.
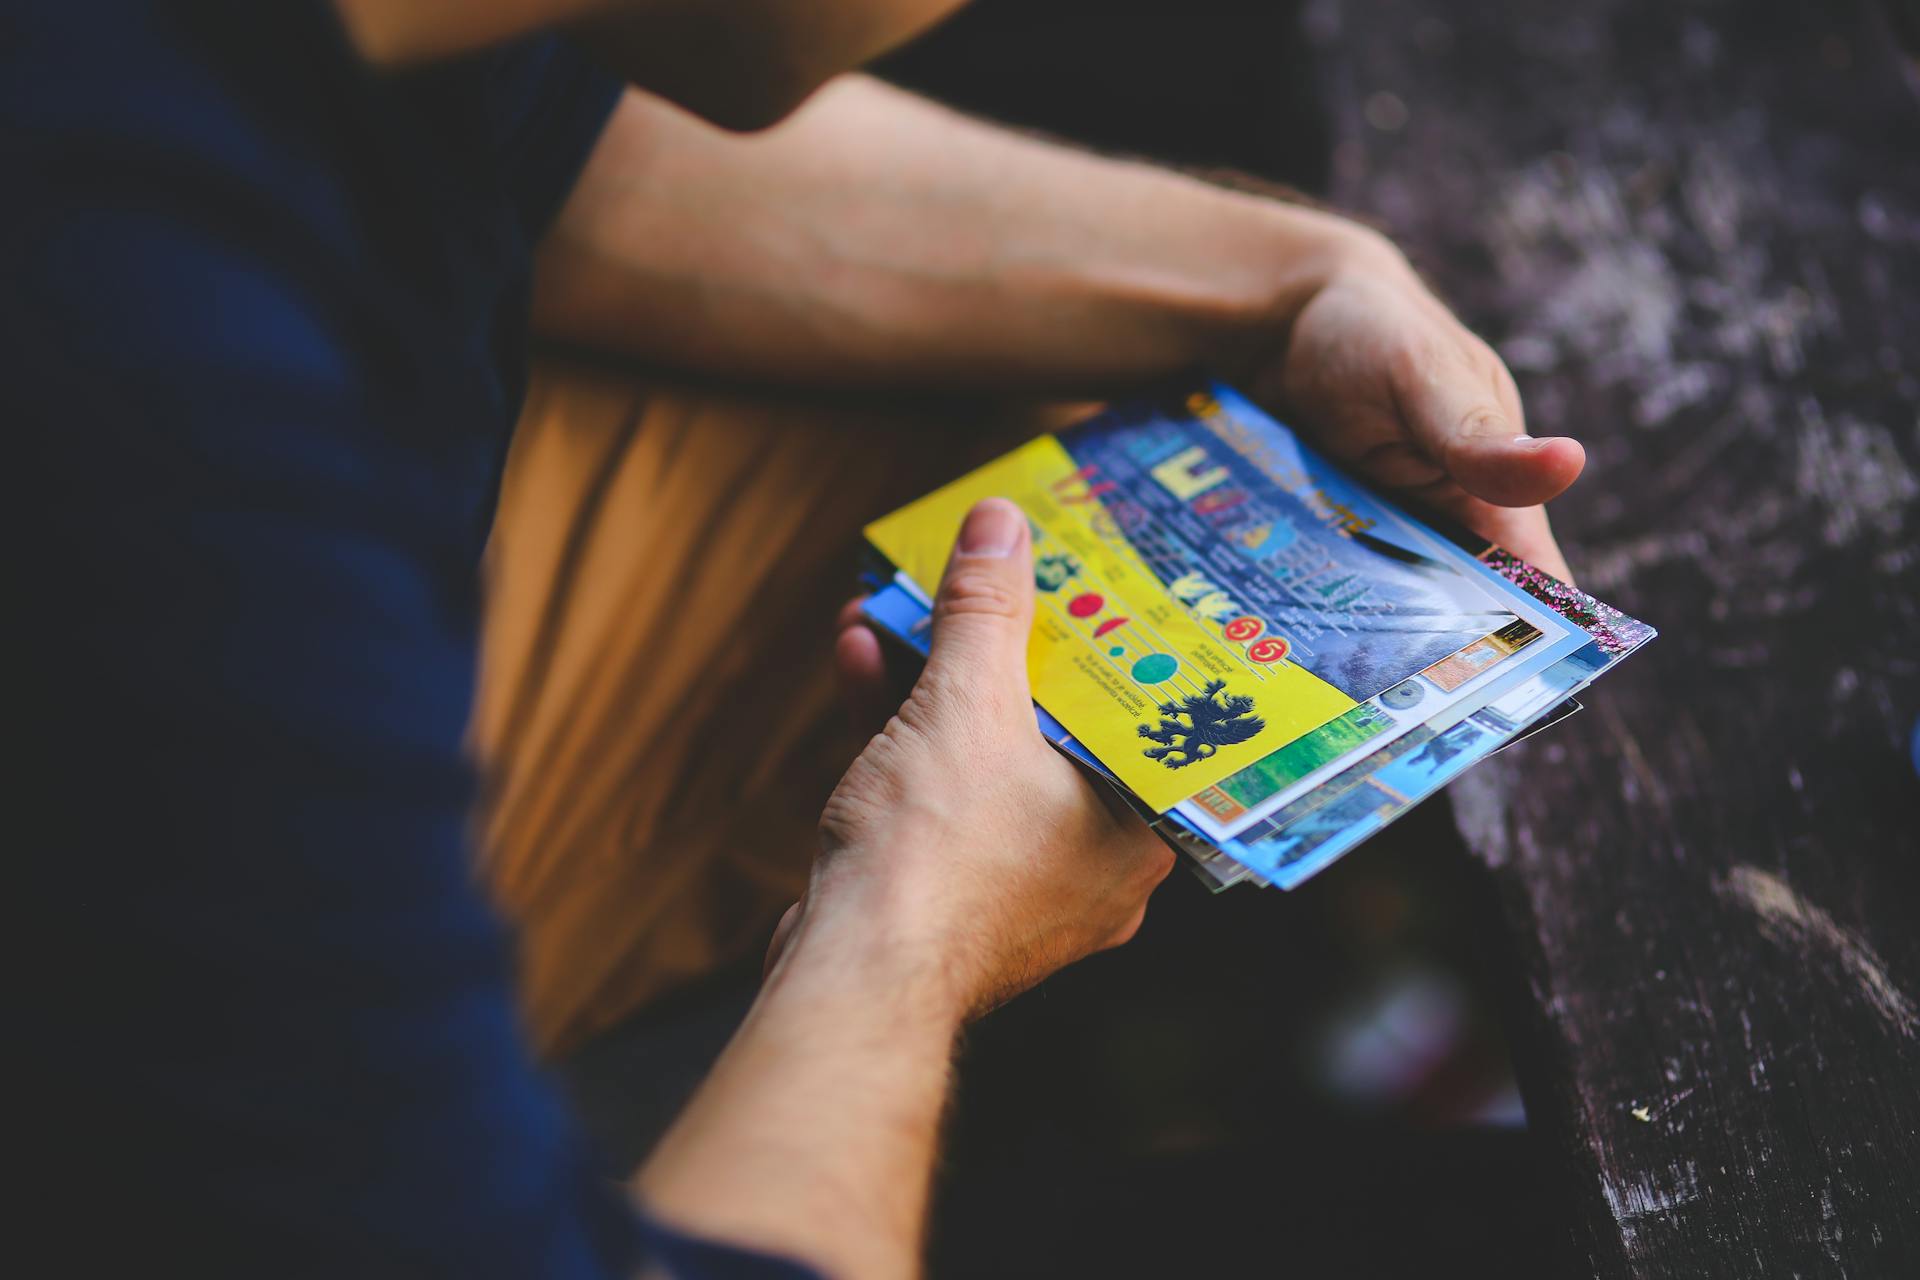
left=633, top=907, right=962, bottom=1277
left=533, top=77, right=1361, bottom=391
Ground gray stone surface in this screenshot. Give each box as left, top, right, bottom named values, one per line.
left=1316, top=0, right=1920, bottom=1272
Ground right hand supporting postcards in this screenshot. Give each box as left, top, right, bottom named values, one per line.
left=779, top=497, right=1176, bottom=1019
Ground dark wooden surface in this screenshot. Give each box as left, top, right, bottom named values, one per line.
left=1318, top=0, right=1920, bottom=1272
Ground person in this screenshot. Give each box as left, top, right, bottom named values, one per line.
left=13, top=1, right=1582, bottom=1275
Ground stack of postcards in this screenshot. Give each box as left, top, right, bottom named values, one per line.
left=860, top=384, right=1654, bottom=891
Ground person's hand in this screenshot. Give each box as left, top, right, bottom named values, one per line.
left=1239, top=228, right=1584, bottom=582
left=769, top=498, right=1175, bottom=1022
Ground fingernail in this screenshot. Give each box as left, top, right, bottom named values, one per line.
left=1512, top=434, right=1549, bottom=451
left=957, top=498, right=1025, bottom=557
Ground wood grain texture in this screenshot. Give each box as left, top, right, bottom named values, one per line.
left=1316, top=0, right=1920, bottom=1271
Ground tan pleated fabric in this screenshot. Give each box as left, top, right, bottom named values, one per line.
left=474, top=356, right=1056, bottom=1057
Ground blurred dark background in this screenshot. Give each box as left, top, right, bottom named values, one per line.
left=566, top=1, right=1920, bottom=1275
left=876, top=0, right=1333, bottom=191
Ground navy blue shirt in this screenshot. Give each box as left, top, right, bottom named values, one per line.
left=10, top=3, right=811, bottom=1275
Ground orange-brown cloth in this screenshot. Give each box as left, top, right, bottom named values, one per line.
left=475, top=357, right=1051, bottom=1055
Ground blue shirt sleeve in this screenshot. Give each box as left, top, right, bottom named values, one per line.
left=640, top=1220, right=831, bottom=1280
left=9, top=4, right=816, bottom=1277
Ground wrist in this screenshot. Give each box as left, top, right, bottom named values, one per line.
left=1152, top=180, right=1413, bottom=379
left=1198, top=193, right=1413, bottom=379
left=767, top=882, right=975, bottom=1034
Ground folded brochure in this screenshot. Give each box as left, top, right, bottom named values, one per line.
left=861, top=384, right=1654, bottom=890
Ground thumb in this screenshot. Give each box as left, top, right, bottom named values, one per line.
left=921, top=498, right=1035, bottom=705
left=1443, top=419, right=1586, bottom=510
left=1403, top=354, right=1585, bottom=508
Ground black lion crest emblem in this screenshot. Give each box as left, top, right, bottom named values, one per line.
left=1137, top=679, right=1266, bottom=769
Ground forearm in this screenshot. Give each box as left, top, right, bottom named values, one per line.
left=634, top=910, right=964, bottom=1278
left=534, top=76, right=1402, bottom=391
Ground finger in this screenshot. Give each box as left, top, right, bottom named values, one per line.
left=764, top=901, right=802, bottom=978
left=1420, top=487, right=1578, bottom=585
left=921, top=498, right=1036, bottom=708
left=1104, top=904, right=1150, bottom=951
left=1478, top=505, right=1576, bottom=585
left=1098, top=837, right=1177, bottom=951
left=834, top=595, right=871, bottom=634
left=832, top=619, right=895, bottom=735
left=1396, top=349, right=1585, bottom=508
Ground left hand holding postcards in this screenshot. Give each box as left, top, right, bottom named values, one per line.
left=1236, top=228, right=1584, bottom=582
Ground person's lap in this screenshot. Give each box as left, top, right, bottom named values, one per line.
left=476, top=355, right=1063, bottom=1054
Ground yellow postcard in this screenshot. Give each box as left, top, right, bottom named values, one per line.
left=866, top=435, right=1356, bottom=812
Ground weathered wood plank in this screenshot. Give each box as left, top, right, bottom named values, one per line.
left=1318, top=0, right=1920, bottom=1271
